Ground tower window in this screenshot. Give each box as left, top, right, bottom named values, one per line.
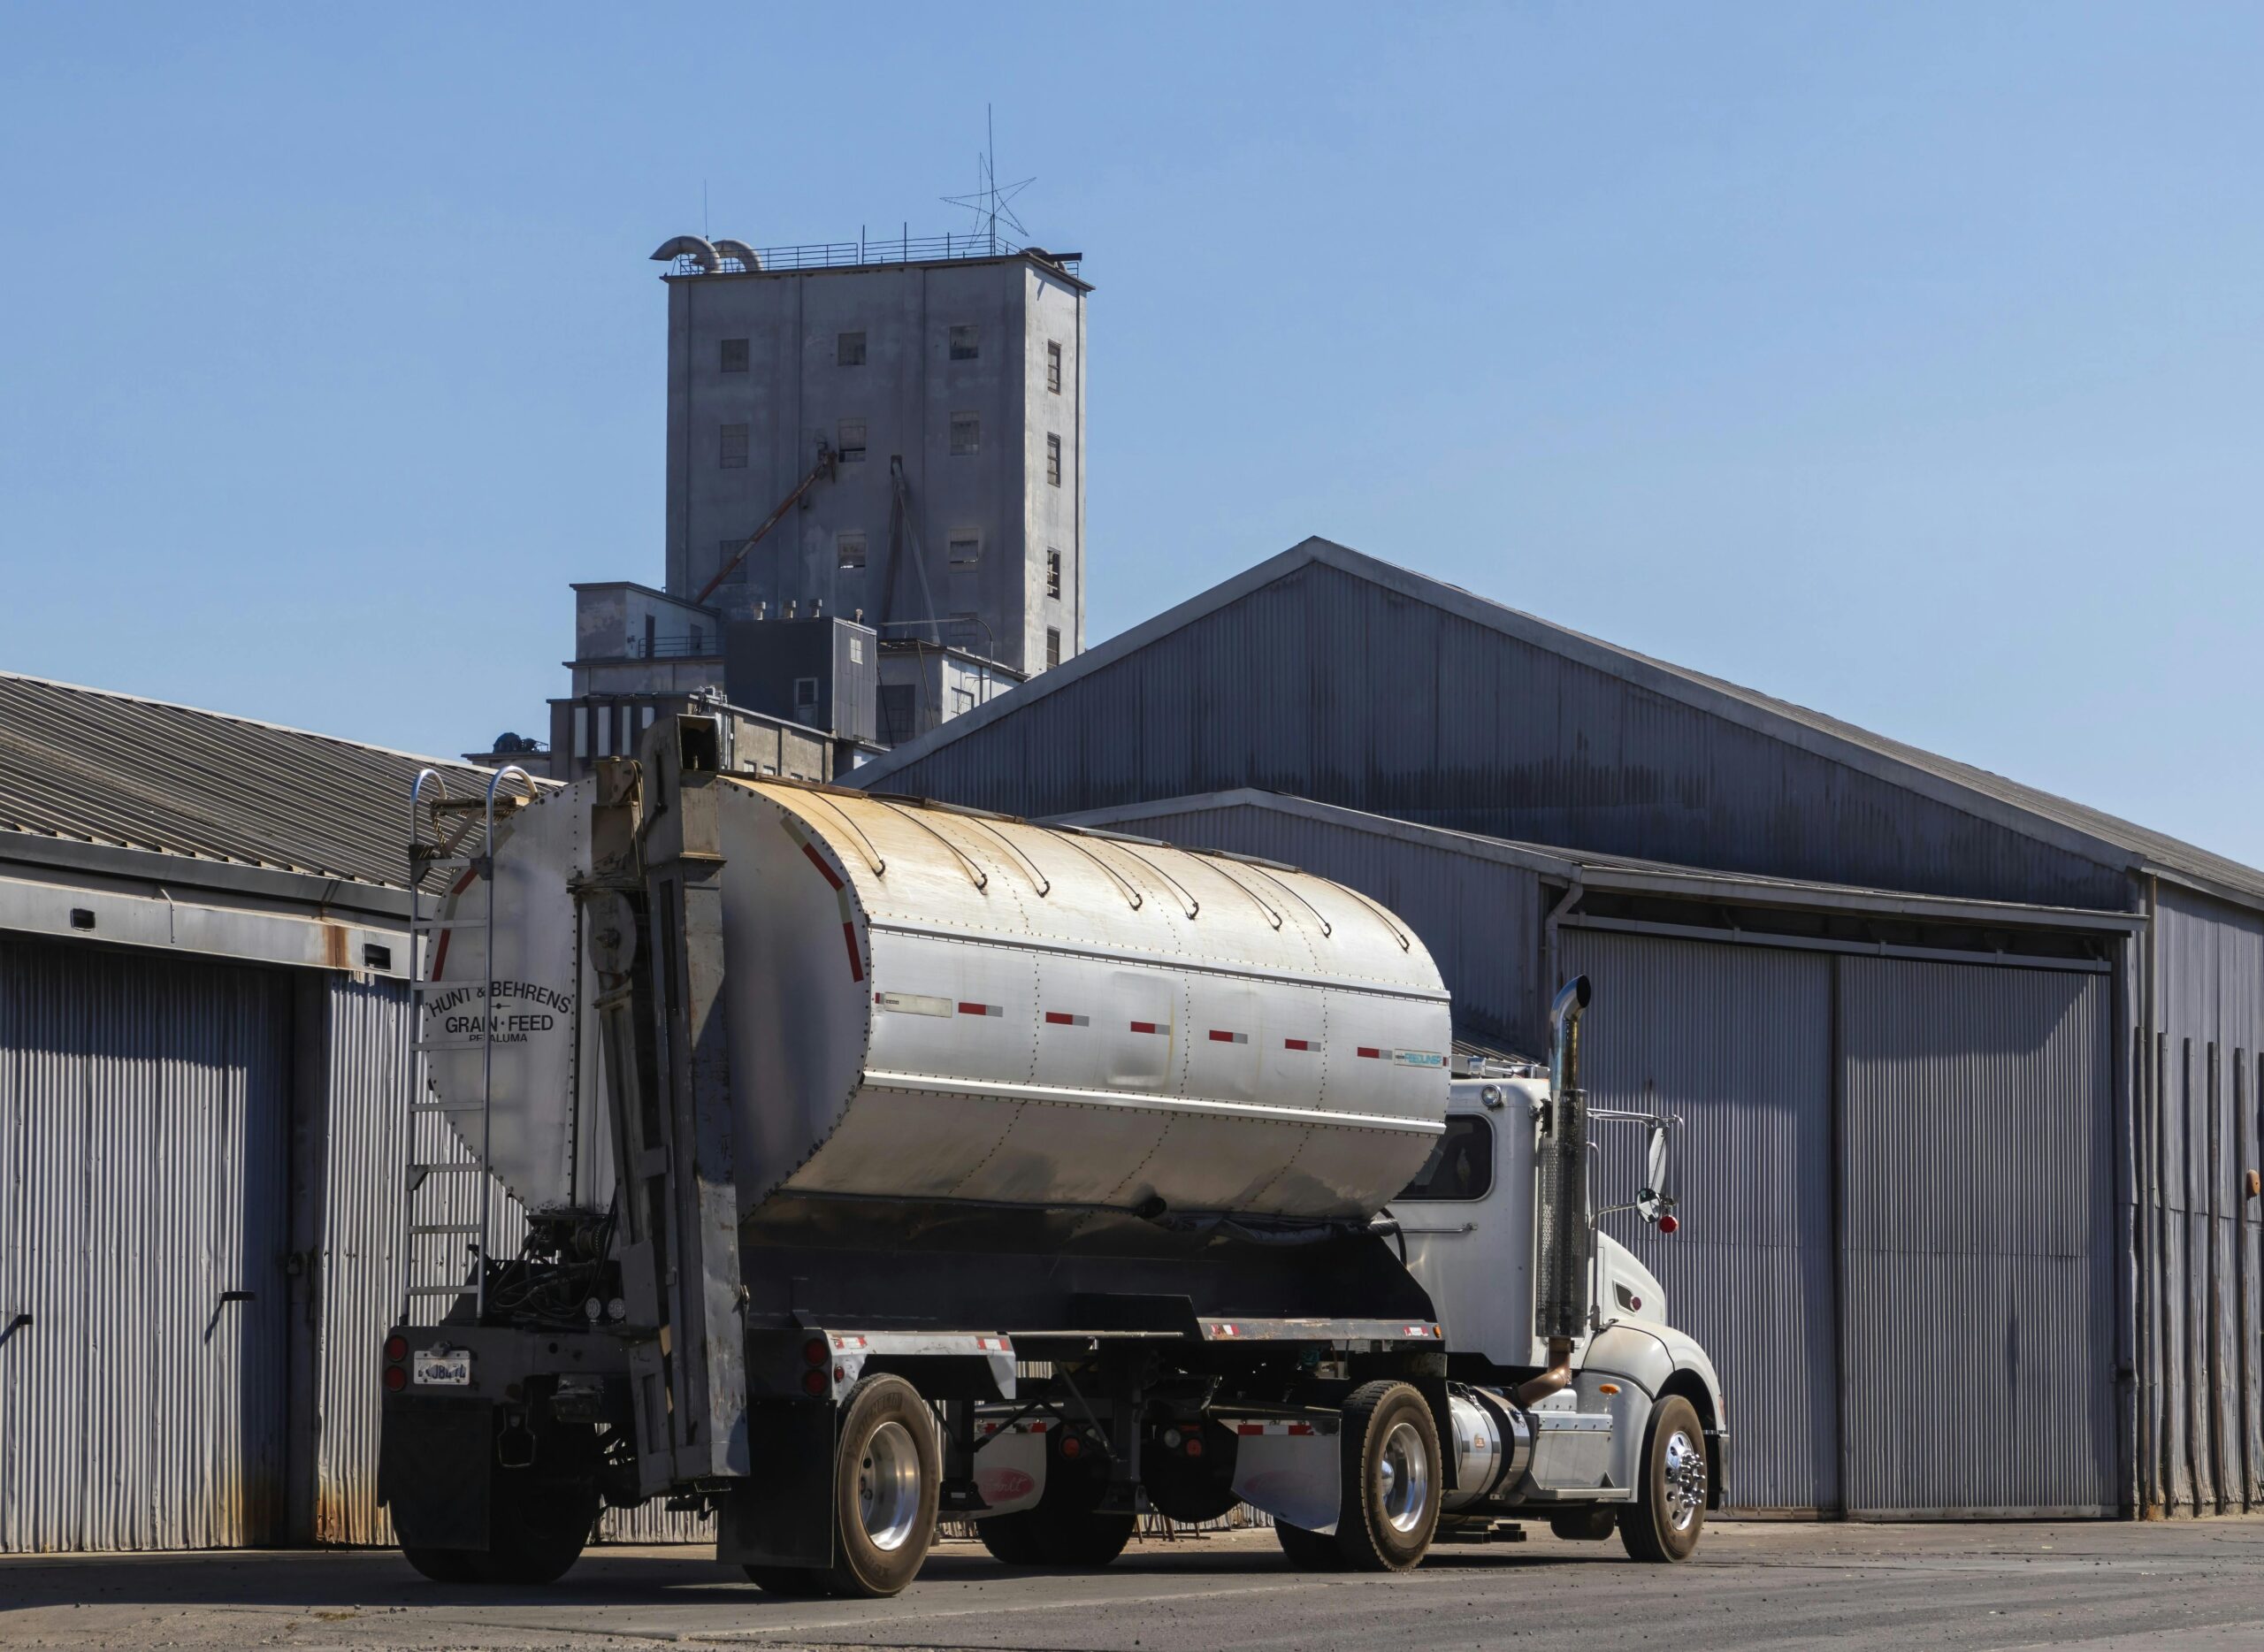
left=1047, top=340, right=1062, bottom=394
left=949, top=535, right=981, bottom=567
left=838, top=418, right=867, bottom=463
left=720, top=424, right=748, bottom=468
left=951, top=413, right=980, bottom=455
left=1045, top=433, right=1061, bottom=486
left=720, top=337, right=749, bottom=372
left=837, top=532, right=868, bottom=570
left=950, top=324, right=980, bottom=361
left=1045, top=547, right=1062, bottom=599
left=1046, top=627, right=1062, bottom=669
left=838, top=331, right=867, bottom=367
left=794, top=677, right=820, bottom=710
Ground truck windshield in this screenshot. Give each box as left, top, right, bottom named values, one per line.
left=1397, top=1115, right=1494, bottom=1201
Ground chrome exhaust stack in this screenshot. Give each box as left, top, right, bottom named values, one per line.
left=1523, top=975, right=1594, bottom=1406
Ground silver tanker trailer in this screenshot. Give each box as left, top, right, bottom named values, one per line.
left=378, top=712, right=1724, bottom=1595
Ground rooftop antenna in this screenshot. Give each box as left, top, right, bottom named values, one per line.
left=941, top=104, right=1034, bottom=256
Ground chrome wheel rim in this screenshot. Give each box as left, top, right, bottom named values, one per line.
left=1662, top=1428, right=1706, bottom=1532
left=857, top=1420, right=922, bottom=1551
left=1378, top=1419, right=1432, bottom=1534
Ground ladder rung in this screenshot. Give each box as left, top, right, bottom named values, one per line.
left=406, top=978, right=465, bottom=993
left=418, top=856, right=486, bottom=874
left=411, top=916, right=486, bottom=931
left=410, top=1223, right=483, bottom=1235
left=409, top=1163, right=486, bottom=1175
left=409, top=1100, right=456, bottom=1112
left=407, top=1284, right=478, bottom=1297
left=412, top=1038, right=483, bottom=1052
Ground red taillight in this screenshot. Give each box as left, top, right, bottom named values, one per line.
left=801, top=1368, right=828, bottom=1397
left=384, top=1334, right=408, bottom=1363
left=383, top=1365, right=408, bottom=1392
left=1060, top=1434, right=1082, bottom=1458
left=1184, top=1437, right=1205, bottom=1458
left=802, top=1337, right=829, bottom=1366
left=1659, top=1214, right=1679, bottom=1235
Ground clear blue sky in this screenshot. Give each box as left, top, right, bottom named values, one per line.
left=4, top=4, right=2259, bottom=867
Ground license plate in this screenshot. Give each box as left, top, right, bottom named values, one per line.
left=412, top=1347, right=472, bottom=1387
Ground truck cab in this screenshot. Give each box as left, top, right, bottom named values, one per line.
left=1391, top=1046, right=1727, bottom=1555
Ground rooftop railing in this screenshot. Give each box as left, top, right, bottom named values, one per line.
left=665, top=232, right=1081, bottom=278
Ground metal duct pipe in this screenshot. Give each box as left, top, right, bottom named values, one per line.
left=649, top=235, right=719, bottom=272
left=711, top=237, right=761, bottom=272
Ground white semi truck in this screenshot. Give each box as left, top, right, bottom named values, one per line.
left=378, top=714, right=1724, bottom=1595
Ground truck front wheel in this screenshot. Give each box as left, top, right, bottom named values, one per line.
left=825, top=1375, right=941, bottom=1597
left=1619, top=1395, right=1708, bottom=1563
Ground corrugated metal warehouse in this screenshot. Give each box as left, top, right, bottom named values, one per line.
left=851, top=538, right=2264, bottom=1520
left=0, top=673, right=698, bottom=1552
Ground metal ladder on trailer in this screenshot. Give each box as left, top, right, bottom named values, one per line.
left=397, top=765, right=534, bottom=1325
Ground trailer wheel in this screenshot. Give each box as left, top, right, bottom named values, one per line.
left=400, top=1547, right=482, bottom=1584
left=975, top=1511, right=1048, bottom=1564
left=1619, top=1396, right=1708, bottom=1564
left=473, top=1459, right=601, bottom=1585
left=823, top=1374, right=941, bottom=1598
left=977, top=1438, right=1133, bottom=1568
left=1274, top=1519, right=1345, bottom=1571
left=1332, top=1380, right=1441, bottom=1572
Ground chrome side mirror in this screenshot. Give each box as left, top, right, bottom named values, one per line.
left=1637, top=1119, right=1678, bottom=1228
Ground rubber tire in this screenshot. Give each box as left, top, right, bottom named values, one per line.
left=1044, top=1505, right=1136, bottom=1567
left=1548, top=1506, right=1618, bottom=1542
left=1332, top=1381, right=1442, bottom=1572
left=1619, top=1395, right=1708, bottom=1564
left=823, top=1374, right=941, bottom=1598
left=743, top=1564, right=829, bottom=1595
left=978, top=1455, right=1134, bottom=1569
left=472, top=1463, right=601, bottom=1585
left=975, top=1511, right=1050, bottom=1564
left=400, top=1546, right=483, bottom=1584
left=1274, top=1519, right=1346, bottom=1571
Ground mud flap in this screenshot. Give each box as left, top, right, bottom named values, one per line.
left=1229, top=1425, right=1341, bottom=1534
left=715, top=1401, right=835, bottom=1568
left=379, top=1398, right=492, bottom=1550
left=966, top=1423, right=1048, bottom=1518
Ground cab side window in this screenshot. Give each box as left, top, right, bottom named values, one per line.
left=1398, top=1115, right=1494, bottom=1200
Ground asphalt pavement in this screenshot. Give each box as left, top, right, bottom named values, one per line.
left=6, top=1518, right=2263, bottom=1650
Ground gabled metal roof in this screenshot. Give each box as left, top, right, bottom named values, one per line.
left=857, top=537, right=2264, bottom=912
left=0, top=671, right=515, bottom=896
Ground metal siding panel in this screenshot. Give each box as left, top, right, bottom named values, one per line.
left=1839, top=958, right=2117, bottom=1516
left=2153, top=887, right=2264, bottom=1513
left=314, top=975, right=537, bottom=1548
left=1562, top=929, right=1840, bottom=1513
left=872, top=562, right=2131, bottom=911
left=0, top=937, right=288, bottom=1551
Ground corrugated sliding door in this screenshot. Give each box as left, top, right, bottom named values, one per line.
left=1563, top=929, right=1840, bottom=1513
left=0, top=936, right=291, bottom=1551
left=1838, top=957, right=2116, bottom=1517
